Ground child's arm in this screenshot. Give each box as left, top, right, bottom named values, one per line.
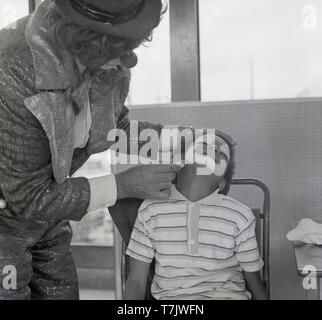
left=243, top=271, right=268, bottom=300
left=123, top=257, right=151, bottom=300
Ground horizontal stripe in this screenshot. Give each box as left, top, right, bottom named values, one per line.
left=235, top=221, right=255, bottom=239
left=154, top=240, right=234, bottom=251
left=154, top=226, right=234, bottom=238
left=132, top=225, right=148, bottom=238
left=199, top=228, right=232, bottom=238
left=155, top=251, right=235, bottom=262
left=154, top=272, right=244, bottom=284
left=129, top=237, right=153, bottom=250
left=237, top=235, right=257, bottom=246
left=203, top=204, right=250, bottom=222
left=200, top=214, right=236, bottom=225
left=145, top=212, right=187, bottom=225
left=238, top=257, right=262, bottom=264
left=159, top=290, right=248, bottom=300
left=158, top=264, right=242, bottom=273
left=191, top=280, right=245, bottom=287
left=136, top=219, right=148, bottom=232
left=147, top=212, right=239, bottom=227
left=126, top=247, right=153, bottom=261
left=143, top=199, right=250, bottom=223
left=160, top=289, right=219, bottom=299
left=140, top=200, right=185, bottom=214
left=154, top=225, right=187, bottom=229
left=236, top=247, right=259, bottom=254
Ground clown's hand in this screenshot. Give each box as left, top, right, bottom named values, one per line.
left=0, top=199, right=7, bottom=209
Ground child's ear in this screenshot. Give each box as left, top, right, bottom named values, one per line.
left=218, top=179, right=227, bottom=192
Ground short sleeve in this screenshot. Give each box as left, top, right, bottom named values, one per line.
left=126, top=211, right=155, bottom=264
left=235, top=219, right=264, bottom=272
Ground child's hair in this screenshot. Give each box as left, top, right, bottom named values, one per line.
left=216, top=132, right=236, bottom=195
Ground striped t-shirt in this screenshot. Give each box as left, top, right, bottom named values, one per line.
left=126, top=185, right=264, bottom=300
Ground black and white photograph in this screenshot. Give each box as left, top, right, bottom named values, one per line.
left=0, top=0, right=321, bottom=308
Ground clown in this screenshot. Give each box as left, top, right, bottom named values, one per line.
left=0, top=0, right=234, bottom=299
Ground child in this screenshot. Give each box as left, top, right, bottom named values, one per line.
left=124, top=134, right=268, bottom=300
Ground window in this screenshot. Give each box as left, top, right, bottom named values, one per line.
left=199, top=0, right=322, bottom=101
left=0, top=0, right=29, bottom=29
left=127, top=3, right=171, bottom=106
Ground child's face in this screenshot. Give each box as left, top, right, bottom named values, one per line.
left=179, top=136, right=230, bottom=190
left=195, top=138, right=229, bottom=176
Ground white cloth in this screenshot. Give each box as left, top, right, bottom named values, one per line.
left=73, top=58, right=122, bottom=149
left=287, top=218, right=322, bottom=245
left=87, top=175, right=117, bottom=211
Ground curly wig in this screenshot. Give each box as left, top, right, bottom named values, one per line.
left=48, top=1, right=168, bottom=63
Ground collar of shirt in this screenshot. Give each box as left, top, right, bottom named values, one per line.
left=169, top=184, right=223, bottom=206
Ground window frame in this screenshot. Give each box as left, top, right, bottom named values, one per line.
left=30, top=0, right=202, bottom=103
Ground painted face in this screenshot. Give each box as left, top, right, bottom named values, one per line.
left=187, top=134, right=230, bottom=176
left=76, top=33, right=139, bottom=71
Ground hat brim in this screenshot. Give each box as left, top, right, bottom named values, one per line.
left=54, top=0, right=162, bottom=40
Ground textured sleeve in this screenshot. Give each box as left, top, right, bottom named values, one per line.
left=69, top=148, right=90, bottom=176
left=0, top=58, right=90, bottom=223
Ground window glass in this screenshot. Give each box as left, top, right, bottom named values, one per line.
left=199, top=0, right=322, bottom=101
left=127, top=3, right=171, bottom=106
left=0, top=0, right=29, bottom=29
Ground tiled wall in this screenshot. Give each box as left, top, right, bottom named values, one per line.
left=129, top=98, right=322, bottom=300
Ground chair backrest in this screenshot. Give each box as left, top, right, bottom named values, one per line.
left=114, top=178, right=270, bottom=299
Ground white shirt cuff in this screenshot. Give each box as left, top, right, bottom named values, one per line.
left=88, top=175, right=117, bottom=212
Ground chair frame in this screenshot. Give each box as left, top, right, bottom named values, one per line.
left=231, top=178, right=270, bottom=297
left=114, top=178, right=271, bottom=299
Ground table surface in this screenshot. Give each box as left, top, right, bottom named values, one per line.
left=293, top=241, right=322, bottom=277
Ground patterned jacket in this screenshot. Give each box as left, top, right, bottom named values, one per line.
left=0, top=1, right=162, bottom=226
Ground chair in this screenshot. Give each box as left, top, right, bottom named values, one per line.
left=230, top=178, right=270, bottom=297
left=113, top=178, right=270, bottom=299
